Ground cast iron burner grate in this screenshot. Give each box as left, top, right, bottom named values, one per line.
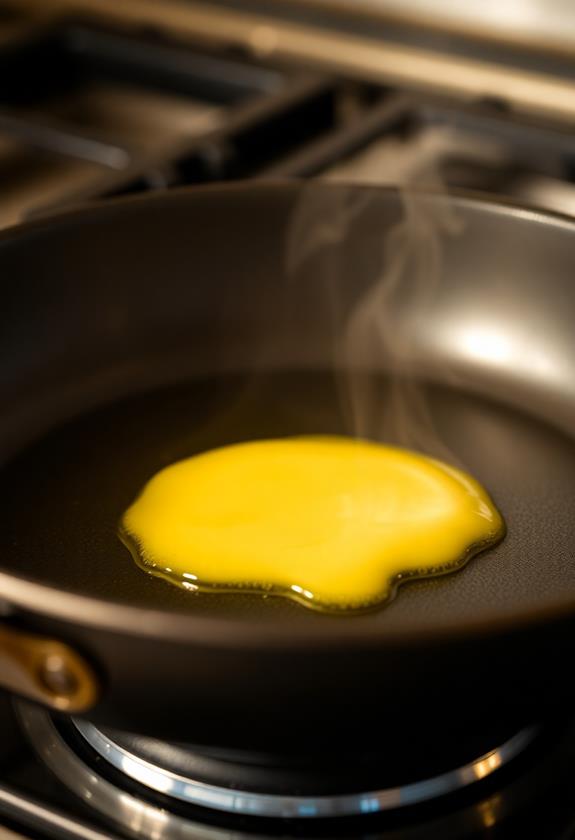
left=5, top=10, right=575, bottom=228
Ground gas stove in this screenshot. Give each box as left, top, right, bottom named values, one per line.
left=2, top=2, right=575, bottom=838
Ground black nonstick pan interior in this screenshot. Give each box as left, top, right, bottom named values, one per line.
left=1, top=369, right=574, bottom=633
left=1, top=182, right=575, bottom=746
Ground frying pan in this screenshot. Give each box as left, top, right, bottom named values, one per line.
left=0, top=182, right=575, bottom=757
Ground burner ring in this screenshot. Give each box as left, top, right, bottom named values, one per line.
left=18, top=702, right=536, bottom=821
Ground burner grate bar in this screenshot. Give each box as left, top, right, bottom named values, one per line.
left=257, top=92, right=409, bottom=177
left=17, top=0, right=575, bottom=120
left=419, top=101, right=575, bottom=162
left=0, top=109, right=131, bottom=168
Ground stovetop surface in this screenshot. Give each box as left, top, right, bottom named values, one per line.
left=3, top=2, right=575, bottom=227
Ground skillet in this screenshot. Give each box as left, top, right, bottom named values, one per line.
left=0, top=182, right=574, bottom=754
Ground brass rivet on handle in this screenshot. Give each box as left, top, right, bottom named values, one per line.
left=36, top=653, right=80, bottom=699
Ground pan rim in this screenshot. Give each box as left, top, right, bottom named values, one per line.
left=2, top=179, right=575, bottom=245
left=2, top=564, right=575, bottom=647
left=1, top=180, right=575, bottom=648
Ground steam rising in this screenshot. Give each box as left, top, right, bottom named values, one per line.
left=286, top=147, right=463, bottom=460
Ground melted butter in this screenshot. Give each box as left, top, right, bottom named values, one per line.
left=121, top=436, right=504, bottom=612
